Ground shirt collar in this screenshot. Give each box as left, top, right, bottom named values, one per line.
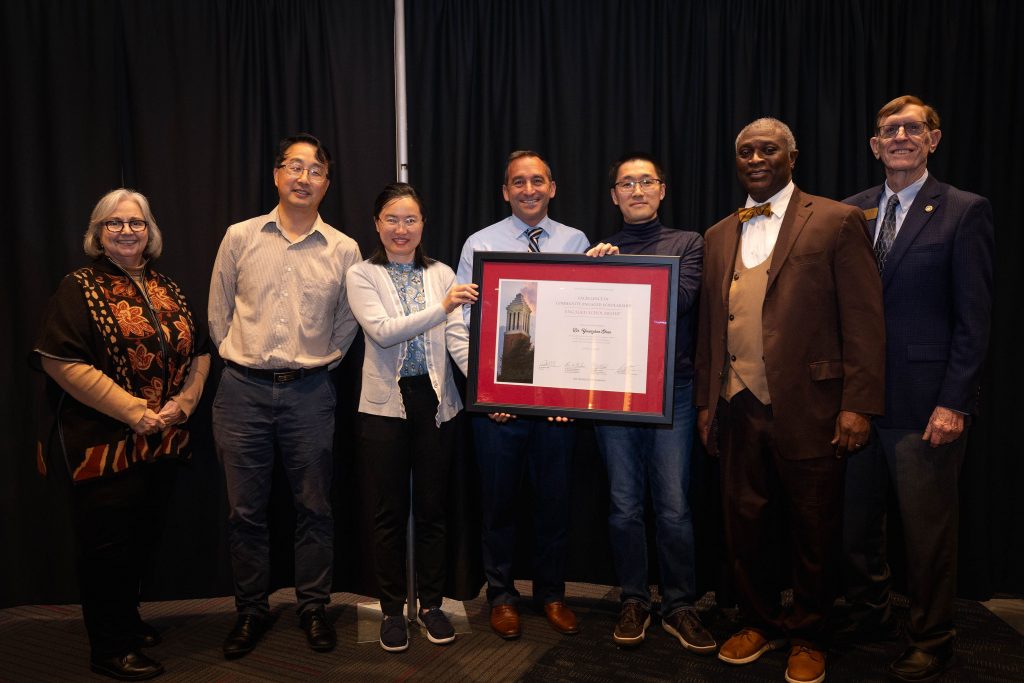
left=510, top=213, right=549, bottom=238
left=263, top=206, right=326, bottom=242
left=882, top=169, right=929, bottom=210
left=745, top=180, right=795, bottom=219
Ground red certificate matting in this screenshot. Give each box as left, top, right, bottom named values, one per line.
left=468, top=253, right=678, bottom=424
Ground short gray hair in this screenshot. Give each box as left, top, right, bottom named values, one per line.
left=735, top=117, right=798, bottom=154
left=83, top=188, right=163, bottom=260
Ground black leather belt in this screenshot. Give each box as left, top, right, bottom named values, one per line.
left=225, top=360, right=328, bottom=383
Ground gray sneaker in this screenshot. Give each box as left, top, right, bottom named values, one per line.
left=613, top=602, right=651, bottom=646
left=380, top=615, right=409, bottom=652
left=663, top=609, right=717, bottom=654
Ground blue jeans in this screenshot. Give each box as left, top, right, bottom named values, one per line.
left=472, top=415, right=574, bottom=605
left=212, top=367, right=336, bottom=616
left=594, top=379, right=696, bottom=616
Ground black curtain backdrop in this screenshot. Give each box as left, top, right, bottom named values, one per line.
left=405, top=0, right=1023, bottom=600
left=2, top=0, right=398, bottom=606
left=2, top=0, right=1021, bottom=608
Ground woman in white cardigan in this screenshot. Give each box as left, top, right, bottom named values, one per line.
left=347, top=183, right=478, bottom=653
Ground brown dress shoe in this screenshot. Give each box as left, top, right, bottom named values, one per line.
left=785, top=644, right=826, bottom=683
left=490, top=604, right=521, bottom=639
left=718, top=627, right=782, bottom=664
left=544, top=601, right=579, bottom=635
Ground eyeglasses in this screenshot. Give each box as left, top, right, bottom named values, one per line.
left=379, top=216, right=422, bottom=227
left=614, top=178, right=663, bottom=192
left=102, top=219, right=148, bottom=233
left=877, top=121, right=930, bottom=139
left=277, top=162, right=328, bottom=183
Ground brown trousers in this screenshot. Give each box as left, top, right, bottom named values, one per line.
left=717, top=390, right=845, bottom=645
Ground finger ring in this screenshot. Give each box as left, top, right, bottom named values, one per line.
left=854, top=443, right=863, bottom=448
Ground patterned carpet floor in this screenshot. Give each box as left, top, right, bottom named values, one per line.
left=1, top=584, right=1021, bottom=682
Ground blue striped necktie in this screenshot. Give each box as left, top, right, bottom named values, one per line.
left=527, top=227, right=543, bottom=252
left=874, top=194, right=900, bottom=273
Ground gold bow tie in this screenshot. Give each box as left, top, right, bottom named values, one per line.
left=737, top=203, right=772, bottom=223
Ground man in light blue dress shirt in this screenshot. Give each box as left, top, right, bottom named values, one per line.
left=456, top=151, right=589, bottom=640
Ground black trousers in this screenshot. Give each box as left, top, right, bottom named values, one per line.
left=71, top=461, right=175, bottom=658
left=843, top=425, right=966, bottom=653
left=359, top=375, right=454, bottom=616
left=717, top=391, right=845, bottom=646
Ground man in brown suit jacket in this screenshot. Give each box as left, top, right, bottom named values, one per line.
left=694, top=118, right=885, bottom=683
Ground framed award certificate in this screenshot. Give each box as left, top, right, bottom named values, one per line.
left=467, top=252, right=679, bottom=424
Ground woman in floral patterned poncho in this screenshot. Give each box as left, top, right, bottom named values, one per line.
left=31, top=188, right=210, bottom=681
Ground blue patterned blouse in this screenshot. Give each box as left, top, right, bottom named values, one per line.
left=385, top=262, right=428, bottom=376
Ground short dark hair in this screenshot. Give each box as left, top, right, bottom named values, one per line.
left=607, top=152, right=667, bottom=189
left=504, top=150, right=553, bottom=184
left=275, top=133, right=332, bottom=178
left=875, top=95, right=940, bottom=131
left=368, top=182, right=434, bottom=268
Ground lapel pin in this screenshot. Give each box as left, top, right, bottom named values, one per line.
left=925, top=205, right=934, bottom=213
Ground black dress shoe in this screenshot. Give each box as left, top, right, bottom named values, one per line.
left=90, top=650, right=164, bottom=681
left=832, top=615, right=900, bottom=647
left=223, top=614, right=268, bottom=659
left=135, top=621, right=162, bottom=648
left=300, top=607, right=336, bottom=652
left=889, top=646, right=955, bottom=681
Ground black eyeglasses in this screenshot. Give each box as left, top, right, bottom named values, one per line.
left=277, top=162, right=328, bottom=183
left=102, top=219, right=148, bottom=233
left=877, top=121, right=930, bottom=139
left=614, top=178, right=663, bottom=192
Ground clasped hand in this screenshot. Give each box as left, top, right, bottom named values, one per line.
left=132, top=399, right=187, bottom=435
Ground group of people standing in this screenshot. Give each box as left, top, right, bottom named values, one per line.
left=32, top=94, right=992, bottom=683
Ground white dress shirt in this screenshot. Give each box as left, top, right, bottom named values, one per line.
left=740, top=181, right=796, bottom=268
left=875, top=170, right=929, bottom=244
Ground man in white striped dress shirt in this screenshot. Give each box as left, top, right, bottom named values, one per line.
left=208, top=133, right=361, bottom=659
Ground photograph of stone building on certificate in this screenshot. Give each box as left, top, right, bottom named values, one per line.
left=495, top=280, right=537, bottom=384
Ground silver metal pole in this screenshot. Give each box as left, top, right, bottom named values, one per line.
left=394, top=0, right=409, bottom=183
left=395, top=0, right=416, bottom=624
left=405, top=476, right=416, bottom=623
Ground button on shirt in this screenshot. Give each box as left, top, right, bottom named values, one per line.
left=875, top=170, right=929, bottom=245
left=739, top=181, right=795, bottom=268
left=456, top=215, right=590, bottom=325
left=208, top=207, right=362, bottom=369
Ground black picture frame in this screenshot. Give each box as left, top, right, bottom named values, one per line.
left=467, top=252, right=679, bottom=424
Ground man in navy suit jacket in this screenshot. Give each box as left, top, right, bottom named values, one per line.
left=841, top=95, right=994, bottom=682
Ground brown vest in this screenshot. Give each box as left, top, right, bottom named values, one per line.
left=722, top=248, right=772, bottom=404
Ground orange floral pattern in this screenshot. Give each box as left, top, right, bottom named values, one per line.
left=128, top=343, right=155, bottom=371
left=49, top=262, right=203, bottom=482
left=146, top=280, right=180, bottom=312
left=140, top=377, right=164, bottom=409
left=173, top=319, right=193, bottom=355
left=110, top=276, right=137, bottom=298
left=112, top=300, right=156, bottom=337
